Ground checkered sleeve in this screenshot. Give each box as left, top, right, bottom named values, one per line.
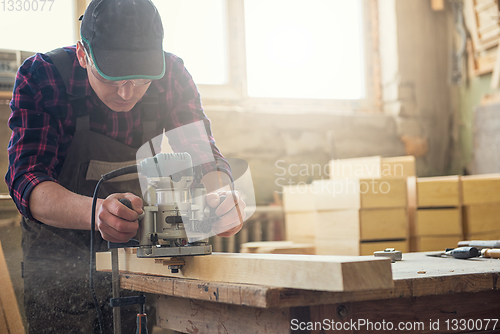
left=162, top=54, right=232, bottom=180
left=5, top=54, right=63, bottom=220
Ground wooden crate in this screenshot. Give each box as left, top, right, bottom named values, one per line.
left=240, top=241, right=315, bottom=255
left=416, top=176, right=461, bottom=207
left=316, top=238, right=408, bottom=256
left=315, top=208, right=408, bottom=256
left=464, top=230, right=500, bottom=240
left=283, top=184, right=316, bottom=244
left=284, top=212, right=316, bottom=244
left=461, top=174, right=500, bottom=205
left=410, top=235, right=462, bottom=252
left=413, top=208, right=462, bottom=236
left=462, top=203, right=500, bottom=235
left=312, top=178, right=407, bottom=210
left=329, top=155, right=415, bottom=179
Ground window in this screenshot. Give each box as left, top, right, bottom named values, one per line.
left=244, top=0, right=365, bottom=100
left=0, top=1, right=76, bottom=53
left=152, top=0, right=228, bottom=85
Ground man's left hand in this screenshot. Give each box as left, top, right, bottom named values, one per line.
left=206, top=190, right=246, bottom=237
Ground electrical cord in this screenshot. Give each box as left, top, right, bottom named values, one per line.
left=89, top=164, right=138, bottom=334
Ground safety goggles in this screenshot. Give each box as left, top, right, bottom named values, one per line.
left=82, top=43, right=152, bottom=87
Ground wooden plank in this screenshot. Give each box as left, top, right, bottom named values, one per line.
left=316, top=208, right=407, bottom=244
left=348, top=290, right=500, bottom=334
left=410, top=235, right=462, bottom=252
left=329, top=155, right=415, bottom=179
left=416, top=176, right=461, bottom=207
left=285, top=212, right=316, bottom=244
left=381, top=155, right=416, bottom=178
left=465, top=230, right=500, bottom=240
left=329, top=156, right=382, bottom=178
left=360, top=177, right=407, bottom=209
left=431, top=0, right=444, bottom=11
left=313, top=178, right=407, bottom=210
left=282, top=184, right=315, bottom=213
left=0, top=301, right=9, bottom=334
left=462, top=203, right=500, bottom=234
left=156, top=295, right=291, bottom=334
left=360, top=208, right=408, bottom=240
left=120, top=253, right=500, bottom=309
left=316, top=238, right=408, bottom=256
left=461, top=174, right=500, bottom=204
left=0, top=242, right=25, bottom=334
left=359, top=240, right=408, bottom=255
left=414, top=208, right=462, bottom=236
left=240, top=241, right=315, bottom=255
left=97, top=249, right=394, bottom=292
left=491, top=37, right=500, bottom=89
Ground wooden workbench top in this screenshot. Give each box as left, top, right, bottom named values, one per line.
left=121, top=252, right=500, bottom=309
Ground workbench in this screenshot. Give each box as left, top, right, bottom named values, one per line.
left=119, top=252, right=500, bottom=334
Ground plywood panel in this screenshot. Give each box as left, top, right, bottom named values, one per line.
left=96, top=250, right=394, bottom=292
left=416, top=176, right=461, bottom=207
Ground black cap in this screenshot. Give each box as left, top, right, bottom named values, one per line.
left=80, top=0, right=165, bottom=81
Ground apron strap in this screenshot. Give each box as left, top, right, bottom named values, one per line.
left=140, top=94, right=161, bottom=143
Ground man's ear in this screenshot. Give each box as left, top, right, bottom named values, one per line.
left=76, top=42, right=88, bottom=69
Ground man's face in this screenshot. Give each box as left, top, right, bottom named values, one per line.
left=76, top=42, right=151, bottom=112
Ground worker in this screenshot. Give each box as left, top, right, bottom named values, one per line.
left=5, top=0, right=246, bottom=333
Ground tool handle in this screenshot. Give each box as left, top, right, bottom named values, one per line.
left=136, top=314, right=148, bottom=334
left=481, top=249, right=500, bottom=259
left=107, top=198, right=141, bottom=249
left=448, top=246, right=479, bottom=259
left=458, top=240, right=500, bottom=249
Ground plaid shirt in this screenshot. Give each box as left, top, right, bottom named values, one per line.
left=6, top=46, right=229, bottom=220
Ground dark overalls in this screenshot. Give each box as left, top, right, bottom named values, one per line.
left=20, top=49, right=161, bottom=334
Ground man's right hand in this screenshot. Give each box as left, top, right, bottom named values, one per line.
left=96, top=193, right=143, bottom=243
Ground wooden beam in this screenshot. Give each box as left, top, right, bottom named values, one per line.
left=96, top=249, right=393, bottom=292
left=120, top=252, right=500, bottom=309
left=461, top=174, right=500, bottom=205
left=416, top=176, right=461, bottom=207
left=431, top=0, right=445, bottom=11
left=0, top=242, right=25, bottom=334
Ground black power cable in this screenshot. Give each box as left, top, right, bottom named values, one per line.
left=90, top=164, right=138, bottom=334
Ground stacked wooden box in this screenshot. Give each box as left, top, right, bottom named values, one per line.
left=282, top=184, right=317, bottom=246
left=461, top=174, right=500, bottom=240
left=284, top=156, right=414, bottom=256
left=411, top=176, right=462, bottom=252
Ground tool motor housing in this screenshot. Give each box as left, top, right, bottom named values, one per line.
left=136, top=152, right=212, bottom=258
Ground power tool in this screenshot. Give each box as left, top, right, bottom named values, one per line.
left=90, top=152, right=230, bottom=334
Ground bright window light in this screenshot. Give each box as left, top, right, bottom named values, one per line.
left=0, top=1, right=75, bottom=53
left=244, top=0, right=365, bottom=100
left=152, top=0, right=228, bottom=85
